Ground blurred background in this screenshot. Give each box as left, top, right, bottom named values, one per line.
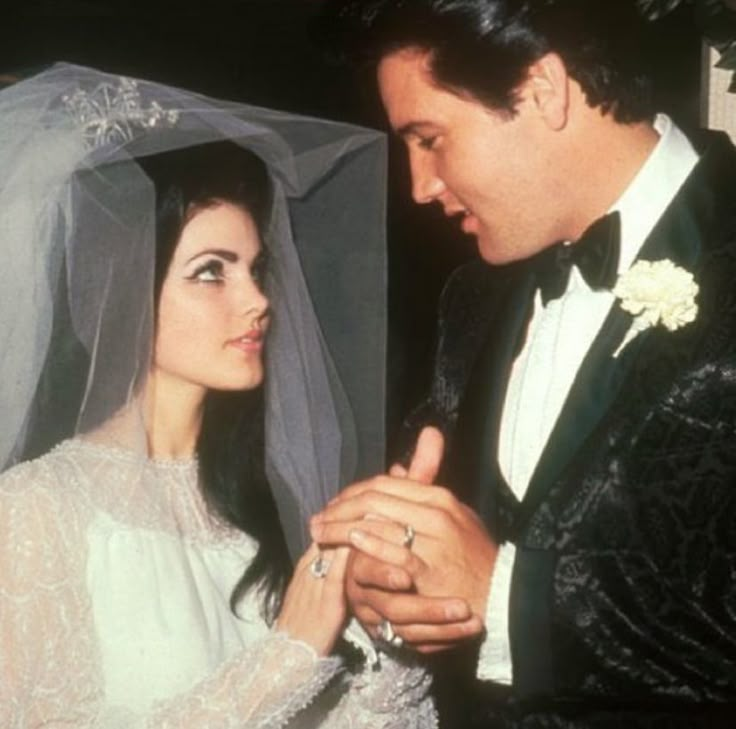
left=0, top=2, right=724, bottom=453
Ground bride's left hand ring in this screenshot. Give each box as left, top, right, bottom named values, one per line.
left=309, top=553, right=329, bottom=579
left=377, top=618, right=404, bottom=648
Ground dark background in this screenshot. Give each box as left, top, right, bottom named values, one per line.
left=0, top=3, right=705, bottom=453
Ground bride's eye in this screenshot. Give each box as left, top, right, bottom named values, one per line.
left=189, top=259, right=225, bottom=283
left=251, top=251, right=268, bottom=288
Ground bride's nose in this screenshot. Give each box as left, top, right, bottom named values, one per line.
left=237, top=277, right=269, bottom=321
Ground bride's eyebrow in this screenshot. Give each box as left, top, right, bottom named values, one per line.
left=185, top=249, right=239, bottom=265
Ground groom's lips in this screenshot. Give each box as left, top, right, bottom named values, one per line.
left=452, top=209, right=478, bottom=235
left=444, top=206, right=478, bottom=234
left=460, top=212, right=478, bottom=234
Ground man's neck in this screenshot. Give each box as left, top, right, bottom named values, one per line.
left=566, top=116, right=660, bottom=242
left=552, top=91, right=660, bottom=244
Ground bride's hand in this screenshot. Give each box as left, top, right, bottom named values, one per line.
left=275, top=543, right=350, bottom=657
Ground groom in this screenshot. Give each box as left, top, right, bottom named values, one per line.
left=312, top=1, right=736, bottom=726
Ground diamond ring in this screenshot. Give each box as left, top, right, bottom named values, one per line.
left=309, top=553, right=329, bottom=579
left=402, top=523, right=416, bottom=550
left=377, top=618, right=404, bottom=648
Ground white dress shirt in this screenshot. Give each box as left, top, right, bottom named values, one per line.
left=476, top=114, right=699, bottom=683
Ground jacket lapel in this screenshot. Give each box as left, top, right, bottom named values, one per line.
left=512, top=300, right=635, bottom=536
left=510, top=131, right=735, bottom=536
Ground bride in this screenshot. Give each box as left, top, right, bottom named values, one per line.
left=0, top=64, right=435, bottom=728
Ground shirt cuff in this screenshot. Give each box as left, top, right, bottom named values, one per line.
left=476, top=541, right=516, bottom=684
left=343, top=617, right=379, bottom=667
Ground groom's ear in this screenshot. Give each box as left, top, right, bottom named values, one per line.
left=523, top=52, right=570, bottom=132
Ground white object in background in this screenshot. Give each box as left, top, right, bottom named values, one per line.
left=701, top=44, right=736, bottom=141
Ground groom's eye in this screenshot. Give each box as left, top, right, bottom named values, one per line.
left=418, top=136, right=438, bottom=150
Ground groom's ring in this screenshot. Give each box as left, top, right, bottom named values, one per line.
left=377, top=618, right=404, bottom=648
left=401, top=523, right=416, bottom=550
left=309, top=554, right=329, bottom=579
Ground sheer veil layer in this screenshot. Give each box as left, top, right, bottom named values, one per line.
left=0, top=62, right=387, bottom=555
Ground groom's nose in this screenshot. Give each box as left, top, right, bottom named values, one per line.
left=409, top=151, right=446, bottom=204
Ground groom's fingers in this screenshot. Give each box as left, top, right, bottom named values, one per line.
left=349, top=586, right=472, bottom=626
left=394, top=617, right=484, bottom=645
left=348, top=583, right=482, bottom=646
left=348, top=527, right=428, bottom=572
left=415, top=642, right=465, bottom=654
left=407, top=426, right=444, bottom=484
left=348, top=549, right=414, bottom=592
left=313, top=517, right=426, bottom=568
left=344, top=552, right=482, bottom=651
left=388, top=462, right=408, bottom=477
left=385, top=426, right=444, bottom=482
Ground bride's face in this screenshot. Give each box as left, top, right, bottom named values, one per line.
left=153, top=201, right=269, bottom=395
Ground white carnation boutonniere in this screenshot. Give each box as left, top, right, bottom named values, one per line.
left=612, top=259, right=699, bottom=358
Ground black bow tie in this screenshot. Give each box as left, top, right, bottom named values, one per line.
left=535, top=211, right=621, bottom=305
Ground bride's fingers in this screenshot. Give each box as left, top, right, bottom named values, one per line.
left=278, top=545, right=348, bottom=656
left=324, top=546, right=350, bottom=584
left=294, top=543, right=344, bottom=588
left=293, top=541, right=322, bottom=573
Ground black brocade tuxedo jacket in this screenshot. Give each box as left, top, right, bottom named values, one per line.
left=405, top=130, right=736, bottom=728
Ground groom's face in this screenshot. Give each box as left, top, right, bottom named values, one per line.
left=378, top=48, right=563, bottom=264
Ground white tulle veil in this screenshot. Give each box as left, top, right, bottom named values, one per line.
left=0, top=62, right=387, bottom=557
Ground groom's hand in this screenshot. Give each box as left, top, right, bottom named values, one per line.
left=389, top=425, right=445, bottom=483
left=343, top=548, right=484, bottom=652
left=311, top=427, right=497, bottom=652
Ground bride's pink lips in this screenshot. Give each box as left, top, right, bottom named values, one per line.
left=226, top=329, right=264, bottom=353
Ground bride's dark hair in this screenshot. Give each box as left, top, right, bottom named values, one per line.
left=138, top=141, right=291, bottom=621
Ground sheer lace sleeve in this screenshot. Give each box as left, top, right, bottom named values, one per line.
left=0, top=454, right=430, bottom=728
left=91, top=633, right=339, bottom=729
left=0, top=456, right=338, bottom=729
left=316, top=652, right=438, bottom=729
left=0, top=465, right=342, bottom=728
left=0, top=458, right=105, bottom=728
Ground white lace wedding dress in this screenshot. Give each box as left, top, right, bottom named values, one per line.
left=0, top=439, right=437, bottom=728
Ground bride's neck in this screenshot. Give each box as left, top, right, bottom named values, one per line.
left=142, top=371, right=206, bottom=460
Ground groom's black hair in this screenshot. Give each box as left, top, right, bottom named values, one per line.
left=318, top=0, right=658, bottom=123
